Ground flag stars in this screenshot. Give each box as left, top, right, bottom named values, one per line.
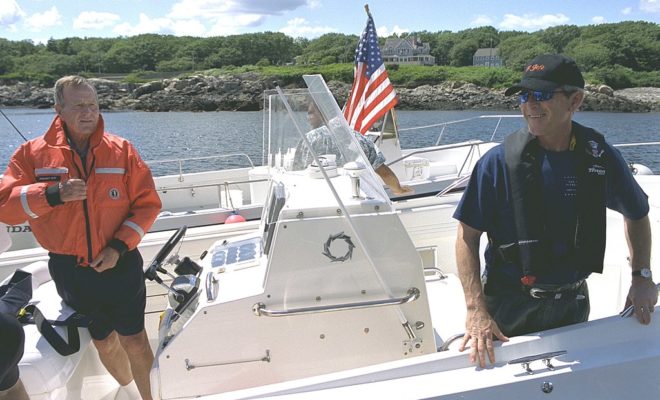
left=344, top=14, right=397, bottom=133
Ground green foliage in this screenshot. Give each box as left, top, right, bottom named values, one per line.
left=250, top=63, right=503, bottom=89
left=499, top=34, right=554, bottom=70
left=255, top=58, right=271, bottom=67
left=206, top=47, right=242, bottom=68
left=104, top=34, right=174, bottom=72
left=17, top=52, right=81, bottom=76
left=0, top=54, right=13, bottom=74
left=298, top=33, right=357, bottom=64
left=124, top=71, right=182, bottom=84
left=365, top=64, right=518, bottom=88
left=430, top=31, right=456, bottom=66
left=565, top=22, right=660, bottom=72
left=156, top=58, right=194, bottom=72
left=320, top=55, right=336, bottom=65
left=539, top=25, right=581, bottom=53
left=123, top=72, right=151, bottom=84
left=0, top=72, right=56, bottom=86
left=0, top=21, right=656, bottom=90
left=449, top=40, right=479, bottom=67
left=566, top=42, right=610, bottom=71
left=586, top=65, right=633, bottom=89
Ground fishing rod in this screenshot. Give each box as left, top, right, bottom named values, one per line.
left=0, top=107, right=28, bottom=142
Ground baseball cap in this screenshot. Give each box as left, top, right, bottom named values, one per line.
left=504, top=54, right=585, bottom=96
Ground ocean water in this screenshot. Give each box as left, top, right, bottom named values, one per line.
left=1, top=108, right=658, bottom=176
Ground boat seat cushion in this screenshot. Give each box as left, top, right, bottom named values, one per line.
left=17, top=262, right=92, bottom=396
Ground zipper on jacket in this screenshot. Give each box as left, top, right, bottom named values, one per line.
left=71, top=149, right=95, bottom=264
left=82, top=199, right=93, bottom=264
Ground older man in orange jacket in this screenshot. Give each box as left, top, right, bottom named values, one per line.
left=0, top=76, right=161, bottom=399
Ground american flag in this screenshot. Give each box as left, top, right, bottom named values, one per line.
left=343, top=12, right=398, bottom=134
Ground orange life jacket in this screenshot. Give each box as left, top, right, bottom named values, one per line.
left=0, top=115, right=162, bottom=264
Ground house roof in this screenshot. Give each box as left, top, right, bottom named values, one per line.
left=384, top=37, right=430, bottom=52
left=473, top=48, right=500, bottom=57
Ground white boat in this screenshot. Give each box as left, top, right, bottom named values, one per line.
left=1, top=97, right=502, bottom=276
left=6, top=75, right=660, bottom=399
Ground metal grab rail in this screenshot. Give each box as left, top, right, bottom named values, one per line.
left=397, top=114, right=522, bottom=142
left=387, top=115, right=523, bottom=170
left=438, top=333, right=464, bottom=352
left=386, top=140, right=487, bottom=180
left=252, top=287, right=420, bottom=317
left=156, top=177, right=269, bottom=193
left=156, top=177, right=270, bottom=209
left=613, top=141, right=660, bottom=148
left=147, top=153, right=257, bottom=182
left=205, top=272, right=218, bottom=302
left=386, top=140, right=484, bottom=169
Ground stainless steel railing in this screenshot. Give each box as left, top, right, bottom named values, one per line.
left=147, top=153, right=257, bottom=182
left=252, top=287, right=420, bottom=317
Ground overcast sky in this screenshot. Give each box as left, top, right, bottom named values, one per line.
left=1, top=0, right=659, bottom=44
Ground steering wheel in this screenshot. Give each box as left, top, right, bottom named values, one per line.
left=144, top=225, right=187, bottom=282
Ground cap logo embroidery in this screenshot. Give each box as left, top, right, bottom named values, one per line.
left=526, top=64, right=545, bottom=72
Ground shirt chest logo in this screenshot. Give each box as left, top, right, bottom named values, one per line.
left=108, top=188, right=121, bottom=200
left=586, top=140, right=604, bottom=158
left=588, top=164, right=606, bottom=176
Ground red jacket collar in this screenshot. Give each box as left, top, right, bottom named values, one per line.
left=44, top=115, right=105, bottom=149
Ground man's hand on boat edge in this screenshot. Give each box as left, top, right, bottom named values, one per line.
left=460, top=307, right=509, bottom=368
left=625, top=277, right=658, bottom=325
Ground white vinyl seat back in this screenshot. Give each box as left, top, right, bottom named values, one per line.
left=15, top=261, right=92, bottom=398
left=0, top=222, right=10, bottom=254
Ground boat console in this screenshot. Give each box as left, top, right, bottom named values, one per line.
left=146, top=76, right=437, bottom=399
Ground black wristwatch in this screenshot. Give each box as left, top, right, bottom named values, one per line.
left=632, top=267, right=652, bottom=279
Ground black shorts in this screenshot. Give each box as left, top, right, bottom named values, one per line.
left=0, top=313, right=24, bottom=390
left=47, top=249, right=146, bottom=341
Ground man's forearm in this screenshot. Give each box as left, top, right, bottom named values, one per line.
left=624, top=215, right=652, bottom=269
left=456, top=223, right=486, bottom=310
left=375, top=165, right=401, bottom=190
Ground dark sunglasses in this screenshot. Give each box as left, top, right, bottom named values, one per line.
left=519, top=90, right=564, bottom=103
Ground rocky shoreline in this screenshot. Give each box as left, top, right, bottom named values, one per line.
left=0, top=74, right=658, bottom=113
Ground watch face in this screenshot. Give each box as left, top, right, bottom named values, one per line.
left=635, top=268, right=652, bottom=278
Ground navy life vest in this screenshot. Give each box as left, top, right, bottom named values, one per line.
left=502, top=121, right=608, bottom=281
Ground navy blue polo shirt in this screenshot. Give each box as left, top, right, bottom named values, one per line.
left=453, top=141, right=649, bottom=284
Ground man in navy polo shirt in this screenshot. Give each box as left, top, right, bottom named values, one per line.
left=453, top=54, right=656, bottom=368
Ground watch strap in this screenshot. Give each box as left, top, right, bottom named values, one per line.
left=632, top=268, right=652, bottom=278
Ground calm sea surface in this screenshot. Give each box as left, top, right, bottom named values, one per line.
left=1, top=108, right=658, bottom=176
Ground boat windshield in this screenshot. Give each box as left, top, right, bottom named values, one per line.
left=260, top=77, right=412, bottom=318
left=264, top=74, right=389, bottom=206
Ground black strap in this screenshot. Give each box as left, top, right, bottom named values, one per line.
left=571, top=122, right=608, bottom=273
left=502, top=123, right=608, bottom=276
left=20, top=304, right=89, bottom=356
left=504, top=128, right=548, bottom=276
left=0, top=270, right=33, bottom=316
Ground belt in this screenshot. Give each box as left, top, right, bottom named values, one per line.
left=524, top=280, right=586, bottom=300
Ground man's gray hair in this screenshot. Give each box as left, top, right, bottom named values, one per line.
left=560, top=84, right=585, bottom=110
left=54, top=76, right=98, bottom=107
left=560, top=85, right=584, bottom=96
